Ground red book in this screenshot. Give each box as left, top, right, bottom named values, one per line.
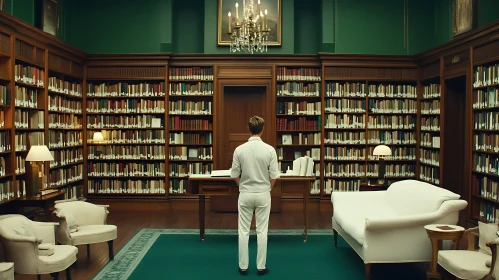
left=436, top=225, right=455, bottom=230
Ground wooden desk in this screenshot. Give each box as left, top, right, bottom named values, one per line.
left=188, top=176, right=315, bottom=243
left=14, top=190, right=66, bottom=221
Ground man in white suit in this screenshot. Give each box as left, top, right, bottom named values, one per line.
left=230, top=116, right=279, bottom=276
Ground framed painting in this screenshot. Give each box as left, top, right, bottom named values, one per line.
left=42, top=0, right=59, bottom=36
left=452, top=0, right=476, bottom=37
left=218, top=0, right=281, bottom=46
left=0, top=0, right=4, bottom=12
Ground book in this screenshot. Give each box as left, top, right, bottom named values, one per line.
left=436, top=225, right=455, bottom=230
left=211, top=169, right=231, bottom=177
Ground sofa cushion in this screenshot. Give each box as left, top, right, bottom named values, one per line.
left=385, top=180, right=460, bottom=215
left=70, top=225, right=117, bottom=245
left=334, top=198, right=397, bottom=245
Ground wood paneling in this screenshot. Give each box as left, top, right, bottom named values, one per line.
left=473, top=39, right=499, bottom=65
left=48, top=52, right=71, bottom=74
left=443, top=49, right=470, bottom=79
left=86, top=66, right=166, bottom=79
left=324, top=66, right=417, bottom=81
left=15, top=39, right=35, bottom=63
left=217, top=66, right=273, bottom=79
left=0, top=32, right=10, bottom=57
left=420, top=60, right=440, bottom=80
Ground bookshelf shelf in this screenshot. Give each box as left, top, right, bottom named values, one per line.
left=167, top=66, right=214, bottom=195
left=85, top=74, right=167, bottom=197
left=276, top=66, right=322, bottom=195
left=471, top=60, right=499, bottom=223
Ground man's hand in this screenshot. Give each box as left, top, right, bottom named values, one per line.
left=234, top=177, right=240, bottom=187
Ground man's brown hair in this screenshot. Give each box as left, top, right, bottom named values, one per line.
left=248, top=116, right=265, bottom=135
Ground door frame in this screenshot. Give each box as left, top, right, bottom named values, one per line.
left=215, top=78, right=275, bottom=170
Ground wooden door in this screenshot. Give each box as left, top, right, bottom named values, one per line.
left=221, top=86, right=267, bottom=169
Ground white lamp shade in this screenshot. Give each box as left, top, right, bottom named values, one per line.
left=373, top=145, right=392, bottom=156
left=26, top=145, right=54, bottom=161
left=93, top=132, right=104, bottom=142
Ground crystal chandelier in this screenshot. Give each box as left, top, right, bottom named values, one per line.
left=227, top=0, right=270, bottom=53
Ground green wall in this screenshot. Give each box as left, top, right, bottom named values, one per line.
left=478, top=0, right=499, bottom=28
left=64, top=0, right=172, bottom=54
left=6, top=0, right=499, bottom=55
left=5, top=0, right=36, bottom=25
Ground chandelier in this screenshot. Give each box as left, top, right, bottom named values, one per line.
left=227, top=0, right=270, bottom=53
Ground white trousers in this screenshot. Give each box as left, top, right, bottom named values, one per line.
left=238, top=192, right=271, bottom=270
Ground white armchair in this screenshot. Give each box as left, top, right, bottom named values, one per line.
left=331, top=180, right=468, bottom=280
left=53, top=200, right=117, bottom=260
left=438, top=224, right=499, bottom=280
left=0, top=263, right=14, bottom=280
left=0, top=214, right=77, bottom=280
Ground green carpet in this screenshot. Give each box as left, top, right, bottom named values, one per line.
left=93, top=229, right=426, bottom=280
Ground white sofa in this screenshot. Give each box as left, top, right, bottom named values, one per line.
left=331, top=180, right=468, bottom=280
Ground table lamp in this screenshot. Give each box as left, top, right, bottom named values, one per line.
left=93, top=132, right=104, bottom=143
left=26, top=145, right=54, bottom=196
left=373, top=144, right=391, bottom=185
left=93, top=132, right=104, bottom=157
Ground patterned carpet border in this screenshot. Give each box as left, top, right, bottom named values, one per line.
left=92, top=228, right=332, bottom=280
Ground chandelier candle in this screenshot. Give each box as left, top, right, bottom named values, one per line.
left=227, top=0, right=270, bottom=53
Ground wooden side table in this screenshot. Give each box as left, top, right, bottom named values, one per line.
left=424, top=224, right=465, bottom=280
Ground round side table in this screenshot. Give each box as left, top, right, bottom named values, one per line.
left=424, top=224, right=465, bottom=280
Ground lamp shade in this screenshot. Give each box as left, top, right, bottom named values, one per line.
left=373, top=145, right=392, bottom=156
left=93, top=132, right=104, bottom=142
left=26, top=145, right=54, bottom=161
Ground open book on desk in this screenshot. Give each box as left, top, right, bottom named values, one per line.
left=211, top=169, right=232, bottom=177
left=280, top=156, right=314, bottom=176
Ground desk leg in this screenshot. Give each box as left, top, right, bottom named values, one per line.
left=303, top=184, right=308, bottom=243
left=199, top=194, right=205, bottom=243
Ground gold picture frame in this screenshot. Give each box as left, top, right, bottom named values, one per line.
left=452, top=0, right=476, bottom=37
left=0, top=0, right=5, bottom=12
left=217, top=0, right=281, bottom=46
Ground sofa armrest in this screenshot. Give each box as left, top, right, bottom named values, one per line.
left=365, top=200, right=468, bottom=230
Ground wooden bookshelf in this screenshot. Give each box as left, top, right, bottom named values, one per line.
left=321, top=57, right=419, bottom=196
left=13, top=38, right=46, bottom=197
left=418, top=60, right=442, bottom=186
left=470, top=39, right=499, bottom=223
left=275, top=66, right=322, bottom=196
left=167, top=66, right=214, bottom=196
left=84, top=61, right=169, bottom=197
left=47, top=51, right=84, bottom=199
left=323, top=80, right=367, bottom=194
left=0, top=29, right=14, bottom=204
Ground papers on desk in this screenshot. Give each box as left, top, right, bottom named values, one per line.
left=281, top=156, right=314, bottom=176
left=210, top=169, right=232, bottom=177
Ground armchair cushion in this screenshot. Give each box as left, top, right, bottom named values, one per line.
left=37, top=245, right=77, bottom=275
left=70, top=225, right=117, bottom=245
left=479, top=221, right=498, bottom=256
left=0, top=262, right=14, bottom=280
left=38, top=243, right=54, bottom=256
left=438, top=250, right=490, bottom=280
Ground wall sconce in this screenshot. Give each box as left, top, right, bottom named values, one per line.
left=26, top=145, right=54, bottom=197
left=373, top=145, right=392, bottom=186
